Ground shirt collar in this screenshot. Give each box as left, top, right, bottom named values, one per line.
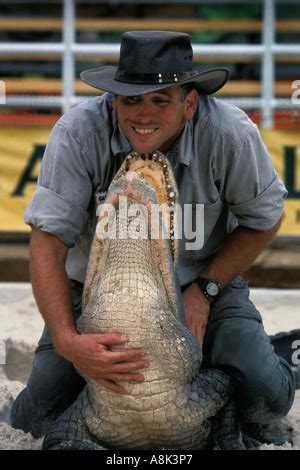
left=166, top=119, right=194, bottom=168
left=111, top=109, right=132, bottom=156
left=110, top=109, right=194, bottom=168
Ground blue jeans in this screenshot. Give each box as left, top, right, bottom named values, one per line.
left=10, top=277, right=295, bottom=438
left=202, top=276, right=295, bottom=423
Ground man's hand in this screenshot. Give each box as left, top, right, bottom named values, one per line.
left=182, top=283, right=211, bottom=345
left=59, top=332, right=150, bottom=395
left=28, top=228, right=149, bottom=395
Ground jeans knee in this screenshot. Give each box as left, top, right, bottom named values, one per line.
left=10, top=398, right=19, bottom=429
left=10, top=388, right=36, bottom=435
left=10, top=388, right=57, bottom=438
left=204, top=316, right=296, bottom=420
left=270, top=358, right=296, bottom=417
left=205, top=317, right=262, bottom=373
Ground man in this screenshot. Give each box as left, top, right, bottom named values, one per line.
left=11, top=31, right=296, bottom=439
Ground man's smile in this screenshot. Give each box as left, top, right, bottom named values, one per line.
left=133, top=127, right=157, bottom=135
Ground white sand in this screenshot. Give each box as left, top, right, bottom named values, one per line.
left=0, top=283, right=299, bottom=450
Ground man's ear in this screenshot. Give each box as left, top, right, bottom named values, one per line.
left=184, top=89, right=198, bottom=120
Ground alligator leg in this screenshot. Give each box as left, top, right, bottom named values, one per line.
left=210, top=397, right=246, bottom=449
left=191, top=369, right=246, bottom=450
left=43, top=387, right=105, bottom=450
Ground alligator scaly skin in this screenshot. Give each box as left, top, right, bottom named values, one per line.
left=43, top=152, right=244, bottom=450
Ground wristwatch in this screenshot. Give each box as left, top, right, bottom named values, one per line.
left=194, top=276, right=221, bottom=303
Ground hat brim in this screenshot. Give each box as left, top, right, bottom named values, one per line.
left=80, top=66, right=229, bottom=96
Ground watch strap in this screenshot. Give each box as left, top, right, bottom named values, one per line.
left=194, top=276, right=221, bottom=303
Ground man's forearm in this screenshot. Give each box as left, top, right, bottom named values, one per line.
left=200, top=217, right=282, bottom=288
left=29, top=228, right=78, bottom=357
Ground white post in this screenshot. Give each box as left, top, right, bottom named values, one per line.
left=62, top=0, right=75, bottom=113
left=262, top=0, right=275, bottom=128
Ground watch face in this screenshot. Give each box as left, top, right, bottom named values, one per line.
left=206, top=282, right=219, bottom=297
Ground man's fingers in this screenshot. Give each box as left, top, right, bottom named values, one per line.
left=98, top=379, right=127, bottom=394
left=98, top=373, right=145, bottom=394
left=197, top=326, right=206, bottom=345
left=90, top=333, right=148, bottom=359
left=106, top=349, right=148, bottom=364
left=189, top=323, right=204, bottom=345
left=110, top=360, right=150, bottom=373
left=93, top=333, right=129, bottom=345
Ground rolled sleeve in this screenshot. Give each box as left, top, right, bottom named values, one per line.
left=228, top=176, right=287, bottom=230
left=218, top=124, right=287, bottom=230
left=24, top=186, right=90, bottom=247
left=23, top=123, right=94, bottom=246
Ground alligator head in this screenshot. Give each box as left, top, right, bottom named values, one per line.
left=82, top=151, right=185, bottom=324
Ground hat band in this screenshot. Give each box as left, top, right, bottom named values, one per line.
left=115, top=70, right=196, bottom=85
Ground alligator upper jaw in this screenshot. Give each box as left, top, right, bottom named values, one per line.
left=116, top=151, right=178, bottom=208
left=103, top=151, right=179, bottom=260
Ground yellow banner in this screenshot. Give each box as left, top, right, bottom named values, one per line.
left=260, top=129, right=300, bottom=237
left=0, top=127, right=299, bottom=236
left=0, top=127, right=49, bottom=232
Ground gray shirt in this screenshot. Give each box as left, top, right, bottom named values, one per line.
left=24, top=93, right=287, bottom=286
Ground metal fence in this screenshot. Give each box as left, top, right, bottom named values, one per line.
left=0, top=0, right=300, bottom=127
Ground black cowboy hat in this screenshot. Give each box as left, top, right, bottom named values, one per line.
left=80, top=30, right=230, bottom=96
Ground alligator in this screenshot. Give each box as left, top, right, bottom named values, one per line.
left=42, top=152, right=259, bottom=450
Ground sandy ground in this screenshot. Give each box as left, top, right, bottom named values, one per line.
left=0, top=283, right=299, bottom=450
